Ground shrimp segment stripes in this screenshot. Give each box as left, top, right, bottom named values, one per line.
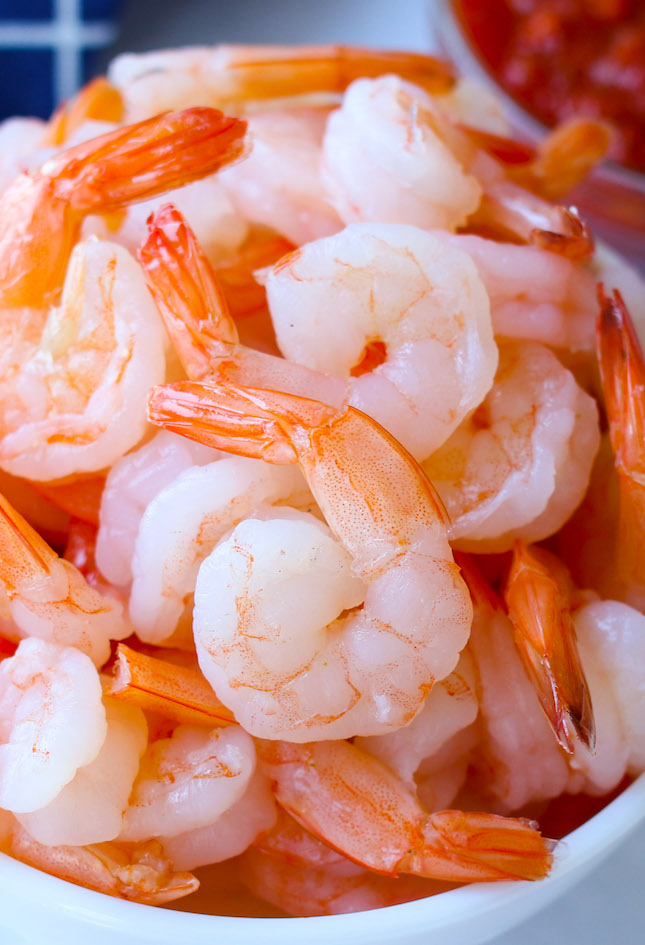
left=149, top=381, right=472, bottom=741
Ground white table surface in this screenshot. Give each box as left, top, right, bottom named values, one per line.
left=102, top=1, right=642, bottom=941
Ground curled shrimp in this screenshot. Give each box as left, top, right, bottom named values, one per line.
left=0, top=491, right=129, bottom=664
left=148, top=381, right=472, bottom=741
left=141, top=208, right=498, bottom=462
left=422, top=340, right=600, bottom=551
left=0, top=107, right=247, bottom=482
left=0, top=638, right=106, bottom=813
left=109, top=45, right=456, bottom=120
left=260, top=739, right=553, bottom=882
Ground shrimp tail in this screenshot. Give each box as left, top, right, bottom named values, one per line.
left=148, top=380, right=337, bottom=464
left=596, top=287, right=645, bottom=605
left=42, top=76, right=124, bottom=147
left=504, top=541, right=595, bottom=753
left=43, top=107, right=248, bottom=215
left=262, top=741, right=553, bottom=884
left=0, top=492, right=60, bottom=596
left=139, top=204, right=238, bottom=378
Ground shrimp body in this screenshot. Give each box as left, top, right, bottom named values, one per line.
left=424, top=341, right=600, bottom=551
left=17, top=699, right=147, bottom=846
left=266, top=222, right=497, bottom=460
left=129, top=456, right=310, bottom=644
left=322, top=75, right=483, bottom=231
left=149, top=382, right=473, bottom=741
left=95, top=430, right=219, bottom=588
left=0, top=638, right=106, bottom=813
left=119, top=724, right=256, bottom=842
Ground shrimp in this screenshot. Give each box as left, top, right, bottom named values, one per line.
left=16, top=698, right=147, bottom=846
left=162, top=769, right=277, bottom=871
left=118, top=724, right=256, bottom=843
left=220, top=108, right=343, bottom=245
left=596, top=289, right=645, bottom=611
left=0, top=107, right=248, bottom=481
left=95, top=430, right=219, bottom=588
left=142, top=209, right=498, bottom=462
left=0, top=638, right=106, bottom=813
left=129, top=455, right=310, bottom=644
left=0, top=489, right=131, bottom=664
left=260, top=740, right=553, bottom=882
left=422, top=341, right=600, bottom=551
left=7, top=827, right=199, bottom=904
left=148, top=381, right=472, bottom=741
left=109, top=45, right=456, bottom=121
left=240, top=808, right=447, bottom=917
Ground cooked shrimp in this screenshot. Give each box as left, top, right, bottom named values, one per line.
left=119, top=724, right=256, bottom=842
left=438, top=232, right=599, bottom=352
left=8, top=827, right=199, bottom=904
left=0, top=107, right=247, bottom=481
left=220, top=108, right=343, bottom=245
left=240, top=808, right=447, bottom=917
left=0, top=638, right=106, bottom=813
left=423, top=341, right=600, bottom=551
left=129, top=455, right=310, bottom=644
left=261, top=739, right=553, bottom=882
left=16, top=698, right=147, bottom=846
left=95, top=430, right=219, bottom=588
left=142, top=210, right=498, bottom=462
left=0, top=491, right=129, bottom=665
left=596, top=289, right=645, bottom=611
left=109, top=45, right=456, bottom=121
left=162, top=769, right=277, bottom=871
left=322, top=75, right=484, bottom=231
left=149, top=382, right=472, bottom=741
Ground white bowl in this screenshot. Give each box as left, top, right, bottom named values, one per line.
left=1, top=771, right=644, bottom=945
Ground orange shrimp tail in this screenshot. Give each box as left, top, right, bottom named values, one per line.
left=405, top=811, right=553, bottom=883
left=139, top=204, right=238, bottom=379
left=223, top=45, right=455, bottom=100
left=148, top=380, right=337, bottom=464
left=32, top=475, right=105, bottom=527
left=42, top=76, right=124, bottom=147
left=0, top=492, right=59, bottom=595
left=530, top=206, right=594, bottom=262
left=596, top=287, right=645, bottom=603
left=504, top=541, right=595, bottom=753
left=45, top=107, right=248, bottom=215
left=512, top=118, right=611, bottom=200
left=261, top=741, right=553, bottom=883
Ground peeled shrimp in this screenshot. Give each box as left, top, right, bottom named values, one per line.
left=149, top=382, right=472, bottom=741
left=17, top=698, right=147, bottom=846
left=423, top=341, right=600, bottom=551
left=119, top=724, right=256, bottom=842
left=109, top=45, right=456, bottom=121
left=0, top=107, right=247, bottom=481
left=0, top=492, right=129, bottom=664
left=0, top=638, right=106, bottom=813
left=129, top=455, right=310, bottom=644
left=95, top=430, right=219, bottom=588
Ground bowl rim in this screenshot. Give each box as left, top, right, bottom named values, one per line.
left=1, top=771, right=644, bottom=940
left=431, top=0, right=645, bottom=195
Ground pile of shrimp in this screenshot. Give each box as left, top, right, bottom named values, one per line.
left=0, top=43, right=643, bottom=918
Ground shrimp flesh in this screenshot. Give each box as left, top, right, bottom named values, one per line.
left=16, top=698, right=147, bottom=846
left=423, top=340, right=600, bottom=551
left=119, top=724, right=256, bottom=842
left=0, top=491, right=129, bottom=665
left=109, top=45, right=456, bottom=121
left=261, top=739, right=553, bottom=882
left=0, top=638, right=106, bottom=813
left=148, top=381, right=472, bottom=740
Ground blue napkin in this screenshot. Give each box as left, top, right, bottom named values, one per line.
left=0, top=0, right=122, bottom=120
